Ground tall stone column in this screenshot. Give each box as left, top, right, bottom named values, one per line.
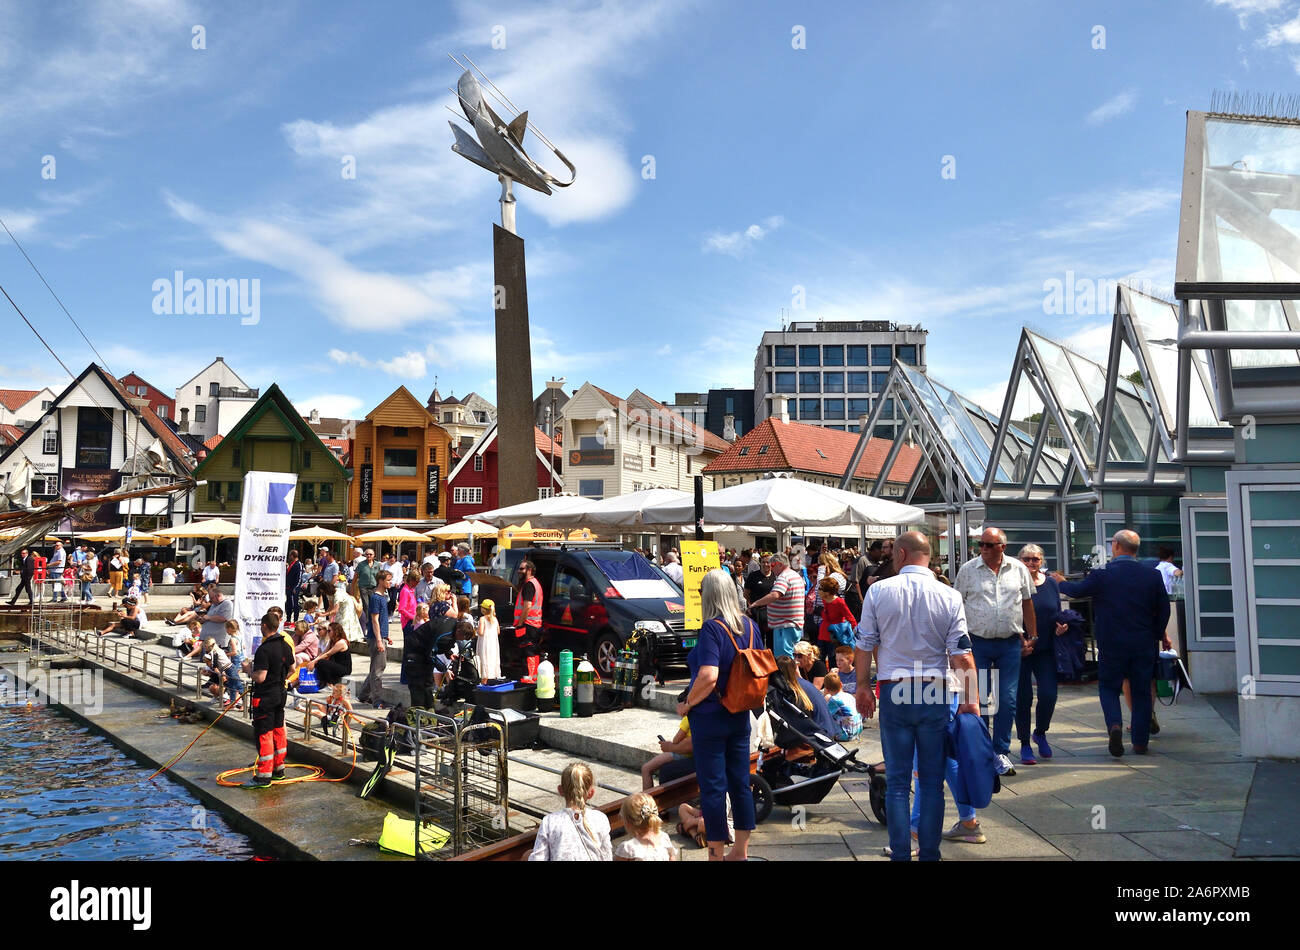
left=493, top=224, right=536, bottom=509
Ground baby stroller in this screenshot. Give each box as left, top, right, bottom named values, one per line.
left=434, top=626, right=480, bottom=709
left=750, top=670, right=876, bottom=824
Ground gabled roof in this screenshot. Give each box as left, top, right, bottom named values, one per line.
left=174, top=357, right=251, bottom=394
left=0, top=364, right=194, bottom=472
left=0, top=389, right=39, bottom=412
left=193, top=383, right=347, bottom=479
left=582, top=384, right=728, bottom=455
left=0, top=423, right=22, bottom=446
left=119, top=372, right=167, bottom=395
left=446, top=421, right=563, bottom=485
left=363, top=385, right=438, bottom=427
left=705, top=417, right=919, bottom=483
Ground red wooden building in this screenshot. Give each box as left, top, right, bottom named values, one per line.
left=119, top=372, right=176, bottom=422
left=446, top=423, right=562, bottom=522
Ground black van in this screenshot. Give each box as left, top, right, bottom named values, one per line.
left=479, top=546, right=691, bottom=679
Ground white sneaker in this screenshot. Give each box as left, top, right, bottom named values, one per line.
left=995, top=753, right=1016, bottom=776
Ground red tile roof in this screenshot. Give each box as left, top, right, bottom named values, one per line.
left=101, top=369, right=195, bottom=470
left=703, top=417, right=920, bottom=484
left=534, top=427, right=558, bottom=457
left=0, top=423, right=22, bottom=446
left=0, top=389, right=39, bottom=413
left=204, top=434, right=224, bottom=450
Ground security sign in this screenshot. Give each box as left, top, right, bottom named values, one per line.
left=682, top=540, right=721, bottom=631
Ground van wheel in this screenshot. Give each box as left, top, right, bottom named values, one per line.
left=592, top=632, right=621, bottom=680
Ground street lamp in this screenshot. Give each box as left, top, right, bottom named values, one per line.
left=546, top=377, right=566, bottom=499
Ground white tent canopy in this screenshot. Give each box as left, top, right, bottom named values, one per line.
left=154, top=517, right=243, bottom=540
left=470, top=494, right=594, bottom=528
left=638, top=477, right=925, bottom=531
left=426, top=520, right=497, bottom=539
left=545, top=488, right=693, bottom=529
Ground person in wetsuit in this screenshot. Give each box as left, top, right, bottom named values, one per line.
left=244, top=613, right=294, bottom=788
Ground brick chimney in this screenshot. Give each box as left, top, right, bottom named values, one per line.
left=179, top=406, right=190, bottom=433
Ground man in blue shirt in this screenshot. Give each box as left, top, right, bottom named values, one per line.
left=358, top=569, right=392, bottom=708
left=1055, top=530, right=1170, bottom=756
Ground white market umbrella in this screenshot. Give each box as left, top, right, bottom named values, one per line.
left=639, top=477, right=925, bottom=531
left=351, top=526, right=432, bottom=544
left=154, top=517, right=243, bottom=540
left=545, top=487, right=693, bottom=529
left=426, top=520, right=496, bottom=539
left=77, top=527, right=163, bottom=545
left=470, top=494, right=594, bottom=528
left=288, top=525, right=357, bottom=543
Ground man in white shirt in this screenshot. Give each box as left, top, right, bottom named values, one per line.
left=662, top=550, right=684, bottom=586
left=855, top=531, right=977, bottom=862
left=49, top=541, right=66, bottom=602
left=953, top=526, right=1036, bottom=777
left=202, top=561, right=220, bottom=585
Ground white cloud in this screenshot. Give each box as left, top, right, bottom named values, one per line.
left=1061, top=322, right=1115, bottom=363
left=1035, top=187, right=1179, bottom=241
left=1265, top=12, right=1300, bottom=43
left=1086, top=90, right=1137, bottom=125
left=293, top=394, right=365, bottom=419
left=328, top=347, right=432, bottom=380
left=703, top=215, right=785, bottom=257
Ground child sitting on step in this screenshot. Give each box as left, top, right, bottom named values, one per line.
left=614, top=792, right=676, bottom=861
left=824, top=670, right=862, bottom=741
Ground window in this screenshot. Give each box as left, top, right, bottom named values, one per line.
left=824, top=399, right=846, bottom=420
left=475, top=411, right=487, bottom=423
left=823, top=372, right=844, bottom=393
left=319, top=483, right=333, bottom=503
left=848, top=372, right=870, bottom=393
left=383, top=448, right=416, bottom=477
left=774, top=345, right=796, bottom=367
left=207, top=482, right=220, bottom=501
left=428, top=447, right=437, bottom=464
left=226, top=481, right=241, bottom=502
left=650, top=445, right=656, bottom=468
left=897, top=344, right=918, bottom=365
left=578, top=479, right=604, bottom=500
left=381, top=490, right=416, bottom=519
left=75, top=406, right=113, bottom=467
left=774, top=371, right=796, bottom=392
left=799, top=345, right=820, bottom=366
left=739, top=446, right=750, bottom=456
left=195, top=385, right=201, bottom=395
left=758, top=445, right=768, bottom=455
left=195, top=405, right=206, bottom=423
left=882, top=398, right=895, bottom=416
left=847, top=345, right=869, bottom=366
left=31, top=476, right=57, bottom=496
left=872, top=372, right=889, bottom=391
left=538, top=487, right=554, bottom=500
left=799, top=399, right=821, bottom=420
left=210, top=382, right=219, bottom=396
left=300, top=483, right=316, bottom=502
left=871, top=345, right=892, bottom=366
left=364, top=446, right=372, bottom=462
left=393, top=427, right=408, bottom=437
left=553, top=564, right=592, bottom=603
left=232, top=445, right=241, bottom=467
left=799, top=372, right=820, bottom=393
left=823, top=345, right=844, bottom=366
left=156, top=405, right=167, bottom=419
left=443, top=412, right=454, bottom=423
left=848, top=398, right=871, bottom=420
left=42, top=429, right=56, bottom=454
left=303, top=449, right=313, bottom=469
left=41, top=399, right=52, bottom=410
left=453, top=487, right=483, bottom=506
left=473, top=454, right=484, bottom=472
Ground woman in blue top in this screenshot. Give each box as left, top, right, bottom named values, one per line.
left=677, top=568, right=758, bottom=861
left=1016, top=544, right=1068, bottom=765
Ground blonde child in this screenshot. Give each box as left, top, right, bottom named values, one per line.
left=614, top=792, right=676, bottom=861
left=528, top=762, right=612, bottom=861
left=476, top=599, right=501, bottom=682
left=824, top=670, right=862, bottom=740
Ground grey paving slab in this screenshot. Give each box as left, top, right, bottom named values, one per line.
left=1154, top=806, right=1243, bottom=848
left=1047, top=833, right=1161, bottom=861
left=1124, top=830, right=1237, bottom=860
left=1236, top=760, right=1300, bottom=857
left=749, top=842, right=857, bottom=861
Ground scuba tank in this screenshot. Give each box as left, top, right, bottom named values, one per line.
left=535, top=654, right=556, bottom=712
left=558, top=650, right=574, bottom=719
left=575, top=655, right=595, bottom=718
left=615, top=646, right=637, bottom=708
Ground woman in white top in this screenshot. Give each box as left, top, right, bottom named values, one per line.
left=815, top=550, right=847, bottom=594
left=476, top=598, right=501, bottom=682
left=528, top=762, right=612, bottom=861
left=330, top=581, right=365, bottom=642
left=162, top=564, right=177, bottom=585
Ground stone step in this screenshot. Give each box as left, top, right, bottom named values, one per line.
left=537, top=705, right=682, bottom=771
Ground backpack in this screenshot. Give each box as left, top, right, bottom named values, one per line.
left=717, top=618, right=777, bottom=714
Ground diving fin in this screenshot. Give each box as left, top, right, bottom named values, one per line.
left=359, top=736, right=395, bottom=799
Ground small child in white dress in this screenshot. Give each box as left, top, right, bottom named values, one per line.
left=528, top=762, right=612, bottom=861
left=614, top=792, right=676, bottom=861
left=476, top=598, right=501, bottom=682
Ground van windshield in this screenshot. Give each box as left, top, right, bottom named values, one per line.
left=585, top=551, right=681, bottom=599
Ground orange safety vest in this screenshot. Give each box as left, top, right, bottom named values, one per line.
left=514, top=577, right=543, bottom=633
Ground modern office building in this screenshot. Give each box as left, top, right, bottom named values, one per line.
left=665, top=389, right=754, bottom=442
left=753, top=321, right=927, bottom=438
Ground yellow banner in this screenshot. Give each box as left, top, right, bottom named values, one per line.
left=682, top=540, right=721, bottom=631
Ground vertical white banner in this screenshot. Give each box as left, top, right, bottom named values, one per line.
left=234, top=471, right=298, bottom=656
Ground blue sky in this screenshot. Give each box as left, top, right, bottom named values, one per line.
left=2, top=0, right=1299, bottom=420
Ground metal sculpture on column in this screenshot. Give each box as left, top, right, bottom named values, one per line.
left=447, top=54, right=575, bottom=508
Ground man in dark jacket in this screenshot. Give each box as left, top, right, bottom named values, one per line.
left=6, top=549, right=35, bottom=606
left=285, top=550, right=303, bottom=622
left=1055, top=530, right=1170, bottom=757
left=405, top=613, right=457, bottom=709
